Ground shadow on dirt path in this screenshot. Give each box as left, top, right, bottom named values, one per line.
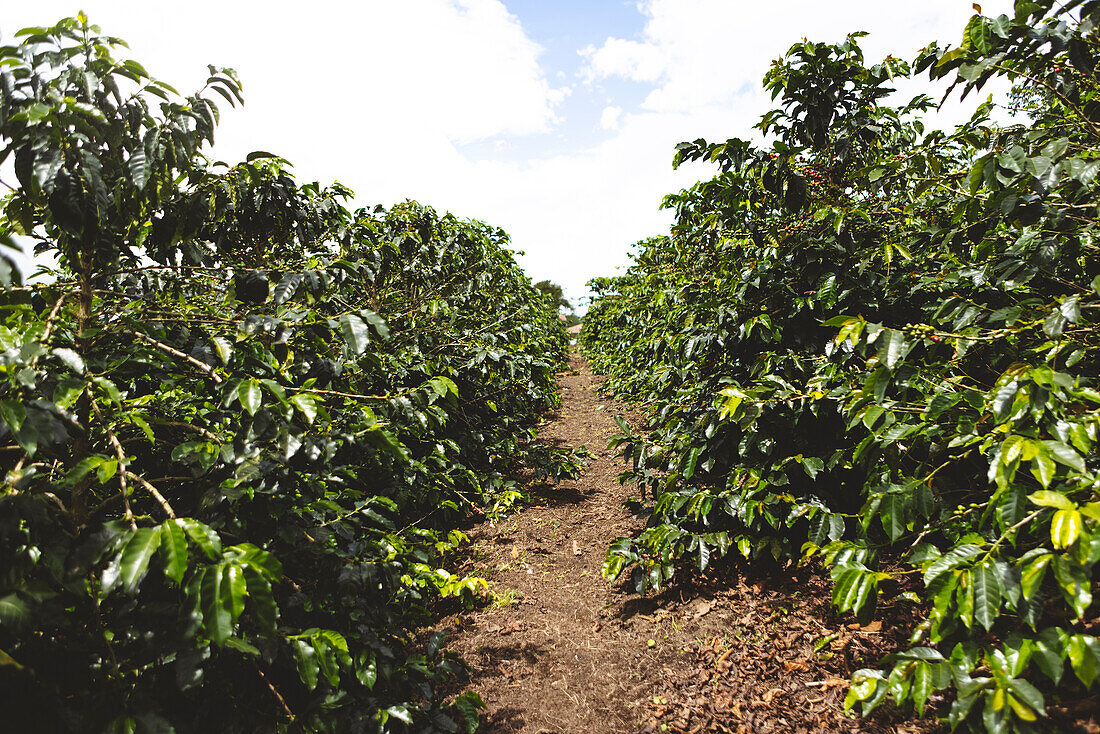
left=431, top=350, right=949, bottom=734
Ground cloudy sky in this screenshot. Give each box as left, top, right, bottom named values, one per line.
left=2, top=1, right=1013, bottom=309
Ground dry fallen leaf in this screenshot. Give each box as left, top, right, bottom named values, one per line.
left=498, top=619, right=523, bottom=635
left=806, top=677, right=850, bottom=689
left=690, top=599, right=716, bottom=620
left=761, top=688, right=785, bottom=704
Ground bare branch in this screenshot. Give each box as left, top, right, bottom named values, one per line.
left=124, top=471, right=176, bottom=519
left=126, top=330, right=223, bottom=383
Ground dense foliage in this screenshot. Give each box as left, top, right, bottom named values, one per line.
left=0, top=17, right=575, bottom=732
left=584, top=1, right=1100, bottom=731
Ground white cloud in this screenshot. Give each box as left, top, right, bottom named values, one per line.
left=582, top=0, right=1015, bottom=113
left=2, top=1, right=566, bottom=164
left=600, top=106, right=623, bottom=130
left=581, top=38, right=667, bottom=84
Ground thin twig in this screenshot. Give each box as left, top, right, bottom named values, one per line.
left=285, top=385, right=392, bottom=401
left=91, top=400, right=135, bottom=530
left=157, top=421, right=220, bottom=442
left=40, top=291, right=75, bottom=345
left=254, top=662, right=296, bottom=723
left=126, top=330, right=223, bottom=383
left=124, top=471, right=176, bottom=519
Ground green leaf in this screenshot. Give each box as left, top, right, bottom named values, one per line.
left=1030, top=450, right=1056, bottom=489
left=1067, top=635, right=1100, bottom=687
left=128, top=148, right=150, bottom=189
left=877, top=328, right=907, bottom=369
left=913, top=662, right=936, bottom=717
left=212, top=337, right=233, bottom=365
left=224, top=637, right=260, bottom=656
left=998, top=146, right=1027, bottom=173
left=1041, top=441, right=1085, bottom=473
left=1050, top=509, right=1082, bottom=549
left=1008, top=677, right=1045, bottom=716
left=243, top=566, right=277, bottom=632
left=997, top=483, right=1028, bottom=529
left=179, top=519, right=222, bottom=560
left=52, top=347, right=85, bottom=374
left=972, top=561, right=1003, bottom=632
left=223, top=563, right=246, bottom=622
left=292, top=639, right=319, bottom=690
left=339, top=313, right=371, bottom=355
left=1019, top=554, right=1051, bottom=600
left=1053, top=557, right=1092, bottom=620
left=964, top=15, right=993, bottom=53
left=200, top=566, right=232, bottom=645
left=357, top=309, right=390, bottom=340
left=160, top=520, right=188, bottom=584
left=118, top=527, right=162, bottom=594
left=1028, top=490, right=1074, bottom=510
left=384, top=705, right=413, bottom=725
left=924, top=544, right=982, bottom=584
left=273, top=273, right=302, bottom=305
left=0, top=593, right=29, bottom=629
left=290, top=394, right=318, bottom=424
left=697, top=539, right=710, bottom=570
left=832, top=564, right=877, bottom=620
left=427, top=376, right=459, bottom=400
left=356, top=652, right=377, bottom=689
left=0, top=400, right=26, bottom=432
left=238, top=379, right=262, bottom=416
left=992, top=381, right=1018, bottom=421
left=1032, top=628, right=1066, bottom=684
left=683, top=447, right=701, bottom=479
left=130, top=414, right=155, bottom=443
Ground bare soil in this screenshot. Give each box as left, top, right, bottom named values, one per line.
left=430, top=351, right=948, bottom=733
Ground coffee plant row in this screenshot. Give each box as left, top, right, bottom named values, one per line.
left=583, top=2, right=1100, bottom=731
left=0, top=16, right=579, bottom=732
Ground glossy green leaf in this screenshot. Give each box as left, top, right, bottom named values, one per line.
left=200, top=566, right=232, bottom=645
left=1042, top=441, right=1086, bottom=473
left=238, top=379, right=262, bottom=416
left=242, top=567, right=276, bottom=632
left=160, top=520, right=188, bottom=584
left=1067, top=635, right=1100, bottom=687
left=1028, top=490, right=1074, bottom=510
left=118, top=527, right=162, bottom=594
left=1053, top=558, right=1092, bottom=620
left=179, top=519, right=222, bottom=560
left=339, top=313, right=371, bottom=355
left=1019, top=553, right=1051, bottom=601
left=223, top=563, right=246, bottom=621
left=972, top=561, right=1003, bottom=631
left=292, top=638, right=319, bottom=690
left=290, top=393, right=318, bottom=424
left=1050, top=509, right=1082, bottom=549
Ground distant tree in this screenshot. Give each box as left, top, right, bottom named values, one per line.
left=533, top=278, right=571, bottom=311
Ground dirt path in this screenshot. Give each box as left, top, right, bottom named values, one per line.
left=436, top=349, right=660, bottom=732
left=435, top=351, right=939, bottom=734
